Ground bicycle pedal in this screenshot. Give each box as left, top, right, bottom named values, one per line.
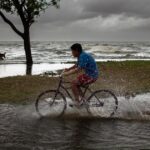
left=69, top=103, right=85, bottom=108
left=69, top=104, right=74, bottom=108
left=92, top=103, right=103, bottom=107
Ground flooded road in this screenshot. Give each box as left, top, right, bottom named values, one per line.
left=0, top=93, right=150, bottom=149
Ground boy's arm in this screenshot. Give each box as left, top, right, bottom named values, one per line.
left=62, top=67, right=82, bottom=76
left=65, top=64, right=77, bottom=72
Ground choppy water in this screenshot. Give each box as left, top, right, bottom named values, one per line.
left=0, top=93, right=150, bottom=149
left=0, top=41, right=150, bottom=64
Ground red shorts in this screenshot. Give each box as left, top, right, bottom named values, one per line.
left=77, top=74, right=97, bottom=86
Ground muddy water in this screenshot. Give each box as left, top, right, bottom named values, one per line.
left=0, top=93, right=150, bottom=149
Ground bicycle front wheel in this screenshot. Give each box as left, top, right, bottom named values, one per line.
left=35, top=90, right=67, bottom=117
left=87, top=90, right=118, bottom=117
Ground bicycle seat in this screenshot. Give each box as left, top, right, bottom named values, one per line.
left=80, top=81, right=96, bottom=88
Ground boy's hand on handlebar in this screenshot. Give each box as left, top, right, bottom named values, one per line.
left=60, top=69, right=67, bottom=77
left=64, top=68, right=69, bottom=72
left=61, top=72, right=67, bottom=77
left=61, top=68, right=70, bottom=77
left=61, top=68, right=79, bottom=77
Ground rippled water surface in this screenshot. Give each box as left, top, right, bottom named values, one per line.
left=0, top=93, right=150, bottom=150
left=0, top=41, right=150, bottom=64
left=1, top=41, right=150, bottom=78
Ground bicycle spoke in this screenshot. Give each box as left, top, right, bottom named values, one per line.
left=87, top=90, right=118, bottom=117
left=35, top=90, right=66, bottom=117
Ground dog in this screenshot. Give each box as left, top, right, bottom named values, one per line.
left=0, top=52, right=6, bottom=60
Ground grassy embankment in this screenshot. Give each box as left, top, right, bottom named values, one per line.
left=0, top=61, right=150, bottom=104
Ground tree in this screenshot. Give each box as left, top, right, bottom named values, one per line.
left=0, top=0, right=60, bottom=64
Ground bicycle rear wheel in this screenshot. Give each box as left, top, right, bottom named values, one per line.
left=87, top=90, right=118, bottom=117
left=35, top=90, right=66, bottom=117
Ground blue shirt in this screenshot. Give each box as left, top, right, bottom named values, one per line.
left=77, top=52, right=99, bottom=79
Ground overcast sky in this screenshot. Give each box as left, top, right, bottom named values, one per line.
left=0, top=0, right=150, bottom=41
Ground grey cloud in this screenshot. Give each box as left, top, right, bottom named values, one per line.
left=0, top=0, right=150, bottom=41
left=1, top=0, right=150, bottom=25
left=79, top=0, right=150, bottom=18
left=36, top=0, right=150, bottom=29
left=38, top=0, right=99, bottom=25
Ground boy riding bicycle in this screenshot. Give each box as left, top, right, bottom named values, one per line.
left=62, top=43, right=99, bottom=106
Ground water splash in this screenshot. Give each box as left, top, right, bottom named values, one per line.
left=6, top=92, right=149, bottom=121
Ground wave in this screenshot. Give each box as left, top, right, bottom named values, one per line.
left=0, top=41, right=150, bottom=64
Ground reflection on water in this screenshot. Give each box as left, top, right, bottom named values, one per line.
left=0, top=93, right=150, bottom=149
left=0, top=105, right=150, bottom=150
left=0, top=63, right=73, bottom=78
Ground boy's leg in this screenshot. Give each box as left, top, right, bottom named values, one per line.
left=71, top=80, right=80, bottom=103
left=71, top=75, right=86, bottom=104
left=71, top=74, right=97, bottom=104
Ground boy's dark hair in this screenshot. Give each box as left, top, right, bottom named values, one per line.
left=71, top=43, right=83, bottom=53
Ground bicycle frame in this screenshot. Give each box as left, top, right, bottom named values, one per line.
left=36, top=76, right=118, bottom=117
left=56, top=77, right=94, bottom=102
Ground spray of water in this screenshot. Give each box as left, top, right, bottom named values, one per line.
left=9, top=93, right=150, bottom=121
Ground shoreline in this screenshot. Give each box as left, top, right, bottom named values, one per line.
left=0, top=60, right=150, bottom=78
left=0, top=58, right=150, bottom=64
left=0, top=61, right=150, bottom=104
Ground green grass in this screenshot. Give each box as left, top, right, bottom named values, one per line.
left=0, top=61, right=150, bottom=104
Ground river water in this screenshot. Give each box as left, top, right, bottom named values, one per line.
left=0, top=41, right=150, bottom=64
left=1, top=41, right=150, bottom=78
left=0, top=93, right=150, bottom=149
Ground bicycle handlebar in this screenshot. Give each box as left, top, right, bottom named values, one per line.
left=59, top=70, right=65, bottom=78
left=59, top=70, right=72, bottom=84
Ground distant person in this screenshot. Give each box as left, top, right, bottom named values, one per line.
left=62, top=43, right=99, bottom=106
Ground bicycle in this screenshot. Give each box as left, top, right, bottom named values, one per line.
left=35, top=72, right=118, bottom=118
